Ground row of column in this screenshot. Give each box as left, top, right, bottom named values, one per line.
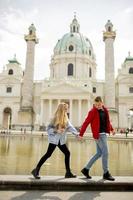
left=40, top=99, right=90, bottom=126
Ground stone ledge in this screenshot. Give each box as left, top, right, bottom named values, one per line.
left=0, top=176, right=133, bottom=191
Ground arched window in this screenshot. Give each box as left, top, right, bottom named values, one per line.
left=93, top=87, right=96, bottom=93
left=89, top=67, right=92, bottom=77
left=129, top=67, right=133, bottom=74
left=8, top=69, right=13, bottom=75
left=108, top=26, right=111, bottom=32
left=4, top=107, right=12, bottom=114
left=29, top=30, right=32, bottom=35
left=68, top=63, right=73, bottom=76
left=129, top=87, right=133, bottom=93
left=73, top=26, right=75, bottom=32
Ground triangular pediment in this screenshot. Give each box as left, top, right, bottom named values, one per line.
left=43, top=82, right=89, bottom=94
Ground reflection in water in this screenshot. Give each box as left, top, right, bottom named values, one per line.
left=0, top=135, right=133, bottom=176
left=0, top=136, right=10, bottom=155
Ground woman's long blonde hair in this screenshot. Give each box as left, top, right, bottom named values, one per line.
left=51, top=102, right=68, bottom=129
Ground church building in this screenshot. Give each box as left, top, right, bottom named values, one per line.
left=0, top=16, right=133, bottom=131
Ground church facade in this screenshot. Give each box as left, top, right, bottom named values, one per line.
left=0, top=17, right=133, bottom=131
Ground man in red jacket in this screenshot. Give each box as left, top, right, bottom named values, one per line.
left=79, top=96, right=115, bottom=181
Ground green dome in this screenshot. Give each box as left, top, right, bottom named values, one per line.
left=54, top=16, right=95, bottom=59
left=54, top=32, right=94, bottom=57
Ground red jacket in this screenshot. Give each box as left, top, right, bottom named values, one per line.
left=79, top=106, right=113, bottom=139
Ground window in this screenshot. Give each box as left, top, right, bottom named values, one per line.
left=129, top=67, right=133, bottom=74
left=6, top=87, right=12, bottom=93
left=29, top=30, right=32, bottom=35
left=8, top=69, right=13, bottom=75
left=68, top=63, right=73, bottom=76
left=108, top=26, right=111, bottom=32
left=89, top=50, right=91, bottom=56
left=69, top=45, right=74, bottom=51
left=73, top=26, right=75, bottom=32
left=89, top=67, right=92, bottom=77
left=129, top=87, right=133, bottom=93
left=93, top=87, right=96, bottom=93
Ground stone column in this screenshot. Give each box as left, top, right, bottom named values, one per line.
left=103, top=20, right=116, bottom=110
left=21, top=24, right=38, bottom=109
left=49, top=99, right=52, bottom=119
left=58, top=99, right=61, bottom=105
left=69, top=99, right=72, bottom=121
left=21, top=41, right=35, bottom=108
left=18, top=24, right=38, bottom=128
left=87, top=99, right=91, bottom=111
left=40, top=100, right=44, bottom=126
left=78, top=99, right=81, bottom=126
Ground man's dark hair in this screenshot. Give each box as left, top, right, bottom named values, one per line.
left=94, top=96, right=103, bottom=102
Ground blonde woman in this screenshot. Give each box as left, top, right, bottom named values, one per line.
left=31, top=102, right=79, bottom=179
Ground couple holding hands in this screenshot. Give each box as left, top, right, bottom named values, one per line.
left=31, top=96, right=115, bottom=181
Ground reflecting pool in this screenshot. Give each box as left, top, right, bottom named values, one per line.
left=0, top=135, right=133, bottom=176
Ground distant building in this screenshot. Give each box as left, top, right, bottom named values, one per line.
left=0, top=17, right=133, bottom=131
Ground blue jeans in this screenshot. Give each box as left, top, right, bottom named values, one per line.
left=85, top=134, right=108, bottom=174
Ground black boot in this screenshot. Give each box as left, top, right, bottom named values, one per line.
left=81, top=168, right=92, bottom=179
left=65, top=171, right=76, bottom=178
left=31, top=168, right=40, bottom=179
left=103, top=171, right=115, bottom=181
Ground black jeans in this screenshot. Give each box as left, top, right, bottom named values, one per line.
left=36, top=142, right=70, bottom=172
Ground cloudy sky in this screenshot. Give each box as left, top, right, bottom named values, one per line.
left=0, top=0, right=133, bottom=80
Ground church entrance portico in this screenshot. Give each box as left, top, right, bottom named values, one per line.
left=40, top=98, right=90, bottom=129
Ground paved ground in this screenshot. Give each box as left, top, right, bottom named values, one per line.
left=0, top=191, right=133, bottom=200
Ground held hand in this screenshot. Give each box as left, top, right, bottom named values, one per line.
left=111, top=129, right=116, bottom=135
left=77, top=135, right=83, bottom=141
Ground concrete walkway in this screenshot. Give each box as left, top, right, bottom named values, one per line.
left=0, top=176, right=133, bottom=191
left=0, top=191, right=133, bottom=200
